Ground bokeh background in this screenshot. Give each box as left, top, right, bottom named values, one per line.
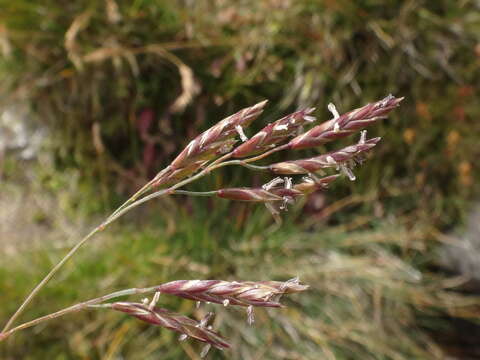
left=1, top=1, right=479, bottom=359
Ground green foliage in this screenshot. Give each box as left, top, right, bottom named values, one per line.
left=1, top=209, right=474, bottom=359
left=0, top=0, right=478, bottom=221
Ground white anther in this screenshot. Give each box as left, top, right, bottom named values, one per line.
left=328, top=102, right=341, bottom=132
left=178, top=334, right=188, bottom=341
left=235, top=125, right=248, bottom=142
left=340, top=164, right=356, bottom=181
left=328, top=103, right=340, bottom=120
left=303, top=115, right=316, bottom=122
left=148, top=291, right=161, bottom=310
left=274, top=123, right=289, bottom=131
left=284, top=177, right=293, bottom=189
left=223, top=299, right=230, bottom=307
left=247, top=305, right=255, bottom=325
left=198, top=312, right=213, bottom=328
left=359, top=130, right=367, bottom=145
left=141, top=298, right=149, bottom=305
left=262, top=177, right=284, bottom=190
left=279, top=196, right=294, bottom=211
left=302, top=176, right=315, bottom=184
left=326, top=155, right=337, bottom=165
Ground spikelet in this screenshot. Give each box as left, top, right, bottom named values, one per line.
left=270, top=137, right=380, bottom=175
left=232, top=108, right=316, bottom=158
left=216, top=174, right=338, bottom=203
left=171, top=100, right=267, bottom=170
left=153, top=101, right=267, bottom=187
left=111, top=302, right=230, bottom=350
left=156, top=278, right=309, bottom=308
left=289, top=95, right=403, bottom=150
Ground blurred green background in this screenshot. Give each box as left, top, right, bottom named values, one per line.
left=0, top=0, right=479, bottom=359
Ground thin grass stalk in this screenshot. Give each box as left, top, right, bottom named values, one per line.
left=1, top=96, right=402, bottom=352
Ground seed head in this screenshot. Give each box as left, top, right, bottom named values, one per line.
left=156, top=278, right=309, bottom=308
left=270, top=137, right=381, bottom=175
left=111, top=302, right=230, bottom=350
left=289, top=95, right=403, bottom=150
left=171, top=100, right=267, bottom=170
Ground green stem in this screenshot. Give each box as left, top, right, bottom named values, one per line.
left=172, top=190, right=218, bottom=197
left=0, top=286, right=158, bottom=341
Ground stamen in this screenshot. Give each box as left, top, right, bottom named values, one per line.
left=326, top=155, right=337, bottom=165
left=328, top=103, right=340, bottom=120
left=302, top=176, right=315, bottom=184
left=141, top=297, right=149, bottom=305
left=198, top=312, right=214, bottom=328
left=235, top=125, right=248, bottom=142
left=178, top=333, right=188, bottom=341
left=303, top=115, right=316, bottom=122
left=279, top=196, right=294, bottom=211
left=328, top=102, right=341, bottom=133
left=223, top=299, right=230, bottom=307
left=359, top=130, right=367, bottom=145
left=247, top=305, right=255, bottom=325
left=284, top=177, right=293, bottom=189
left=273, top=123, right=289, bottom=131
left=340, top=164, right=356, bottom=181
left=262, top=177, right=284, bottom=190
left=333, top=122, right=340, bottom=133
left=148, top=291, right=161, bottom=310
